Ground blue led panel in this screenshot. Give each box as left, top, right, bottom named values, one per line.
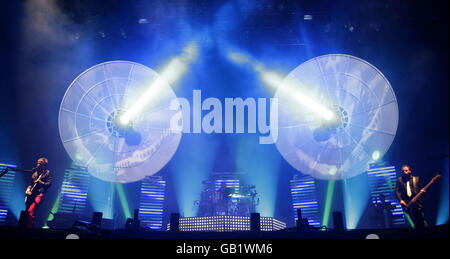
left=58, top=166, right=90, bottom=215
left=290, top=174, right=321, bottom=227
left=367, top=164, right=405, bottom=226
left=167, top=216, right=287, bottom=232
left=0, top=163, right=17, bottom=224
left=215, top=179, right=240, bottom=194
left=138, top=176, right=166, bottom=230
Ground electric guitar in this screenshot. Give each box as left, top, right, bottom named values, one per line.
left=25, top=172, right=45, bottom=204
left=402, top=173, right=441, bottom=212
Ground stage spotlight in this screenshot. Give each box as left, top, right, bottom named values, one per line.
left=120, top=42, right=199, bottom=125
left=98, top=30, right=106, bottom=38
left=304, top=15, right=313, bottom=20
left=366, top=233, right=380, bottom=239
left=329, top=166, right=337, bottom=175
left=371, top=150, right=381, bottom=161
left=65, top=233, right=80, bottom=239
left=138, top=18, right=148, bottom=24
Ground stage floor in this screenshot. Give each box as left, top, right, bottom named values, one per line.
left=0, top=224, right=447, bottom=239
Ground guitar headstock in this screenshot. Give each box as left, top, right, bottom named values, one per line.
left=431, top=173, right=442, bottom=183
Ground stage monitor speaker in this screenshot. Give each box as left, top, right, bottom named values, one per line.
left=125, top=209, right=141, bottom=230
left=250, top=213, right=260, bottom=232
left=92, top=212, right=103, bottom=226
left=332, top=211, right=344, bottom=231
left=170, top=213, right=180, bottom=232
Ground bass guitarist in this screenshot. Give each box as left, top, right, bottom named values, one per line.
left=395, top=164, right=428, bottom=229
left=25, top=157, right=52, bottom=229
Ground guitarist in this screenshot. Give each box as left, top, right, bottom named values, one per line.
left=395, top=164, right=428, bottom=229
left=25, top=157, right=52, bottom=229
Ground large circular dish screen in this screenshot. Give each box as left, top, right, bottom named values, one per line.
left=59, top=61, right=181, bottom=183
left=274, top=54, right=398, bottom=180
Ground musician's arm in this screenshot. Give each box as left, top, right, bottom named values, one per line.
left=395, top=178, right=406, bottom=206
left=25, top=175, right=33, bottom=193
left=39, top=171, right=52, bottom=186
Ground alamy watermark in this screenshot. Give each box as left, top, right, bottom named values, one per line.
left=169, top=90, right=278, bottom=144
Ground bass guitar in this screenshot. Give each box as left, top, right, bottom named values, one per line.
left=402, top=173, right=441, bottom=212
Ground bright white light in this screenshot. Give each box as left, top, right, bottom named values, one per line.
left=304, top=15, right=313, bottom=20
left=227, top=50, right=334, bottom=121
left=372, top=150, right=381, bottom=161
left=227, top=51, right=250, bottom=64
left=259, top=70, right=334, bottom=121
left=120, top=76, right=167, bottom=125
left=161, top=58, right=186, bottom=84
left=260, top=71, right=284, bottom=88
left=329, top=166, right=337, bottom=175
left=287, top=87, right=334, bottom=121
left=366, top=234, right=380, bottom=239
left=120, top=42, right=198, bottom=124
left=182, top=42, right=199, bottom=61
left=282, top=77, right=334, bottom=121
left=120, top=116, right=129, bottom=124
left=65, top=234, right=80, bottom=239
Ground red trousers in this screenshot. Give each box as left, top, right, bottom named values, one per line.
left=26, top=193, right=44, bottom=229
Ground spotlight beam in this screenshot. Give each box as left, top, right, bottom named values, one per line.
left=115, top=183, right=131, bottom=219
left=44, top=192, right=63, bottom=228
left=226, top=51, right=334, bottom=121
left=322, top=180, right=335, bottom=227
left=120, top=42, right=198, bottom=124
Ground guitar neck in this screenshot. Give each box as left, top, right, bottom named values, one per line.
left=407, top=174, right=441, bottom=208
left=422, top=180, right=434, bottom=191
left=409, top=191, right=423, bottom=204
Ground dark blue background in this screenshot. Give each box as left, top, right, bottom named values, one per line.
left=0, top=0, right=448, bottom=228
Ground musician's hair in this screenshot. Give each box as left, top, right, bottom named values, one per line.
left=401, top=164, right=411, bottom=170
left=38, top=157, right=48, bottom=165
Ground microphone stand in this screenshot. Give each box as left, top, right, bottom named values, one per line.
left=0, top=167, right=35, bottom=178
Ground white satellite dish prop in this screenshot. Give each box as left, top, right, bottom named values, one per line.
left=58, top=61, right=181, bottom=183
left=274, top=54, right=398, bottom=180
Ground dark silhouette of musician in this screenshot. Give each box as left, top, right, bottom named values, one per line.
left=198, top=180, right=215, bottom=217
left=395, top=164, right=428, bottom=228
left=25, top=157, right=52, bottom=229
left=373, top=194, right=395, bottom=228
left=216, top=182, right=232, bottom=215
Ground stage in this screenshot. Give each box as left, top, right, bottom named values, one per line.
left=0, top=0, right=448, bottom=248
left=0, top=224, right=448, bottom=239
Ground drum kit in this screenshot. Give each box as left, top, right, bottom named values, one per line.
left=196, top=181, right=259, bottom=217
